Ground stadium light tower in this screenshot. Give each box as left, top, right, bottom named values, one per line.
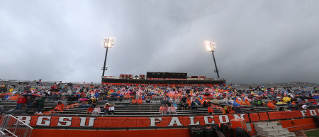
left=102, top=37, right=115, bottom=77
left=205, top=41, right=220, bottom=78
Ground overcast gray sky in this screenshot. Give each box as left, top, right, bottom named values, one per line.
left=0, top=0, right=318, bottom=84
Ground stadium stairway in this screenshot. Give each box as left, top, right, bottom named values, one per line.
left=254, top=122, right=296, bottom=137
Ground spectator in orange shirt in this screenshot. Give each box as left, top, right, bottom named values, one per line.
left=16, top=94, right=27, bottom=110
left=236, top=99, right=244, bottom=105
left=138, top=98, right=143, bottom=104
left=132, top=98, right=137, bottom=104
left=60, top=102, right=65, bottom=109
left=187, top=99, right=192, bottom=106
left=245, top=99, right=251, bottom=105
left=292, top=101, right=296, bottom=106
left=54, top=102, right=64, bottom=112
left=86, top=106, right=93, bottom=114
left=102, top=103, right=110, bottom=114
left=208, top=105, right=214, bottom=114
left=159, top=104, right=166, bottom=115
left=267, top=101, right=276, bottom=109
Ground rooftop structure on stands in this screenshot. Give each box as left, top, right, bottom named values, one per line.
left=101, top=72, right=226, bottom=86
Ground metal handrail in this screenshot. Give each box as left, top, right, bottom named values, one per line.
left=0, top=115, right=33, bottom=137
left=0, top=130, right=5, bottom=137
left=7, top=115, right=33, bottom=129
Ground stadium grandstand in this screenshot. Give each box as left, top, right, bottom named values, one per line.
left=0, top=78, right=319, bottom=137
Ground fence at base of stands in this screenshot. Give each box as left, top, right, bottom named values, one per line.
left=10, top=109, right=319, bottom=129
left=0, top=114, right=33, bottom=137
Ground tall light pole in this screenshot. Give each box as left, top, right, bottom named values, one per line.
left=205, top=41, right=220, bottom=78
left=102, top=37, right=115, bottom=77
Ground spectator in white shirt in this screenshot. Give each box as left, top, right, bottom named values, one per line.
left=109, top=104, right=115, bottom=115
left=169, top=105, right=176, bottom=115
left=92, top=105, right=100, bottom=115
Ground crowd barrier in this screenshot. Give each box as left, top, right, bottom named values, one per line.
left=9, top=109, right=319, bottom=129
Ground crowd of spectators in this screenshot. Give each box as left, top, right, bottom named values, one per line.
left=0, top=81, right=319, bottom=115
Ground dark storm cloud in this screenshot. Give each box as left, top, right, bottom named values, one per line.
left=0, top=0, right=318, bottom=84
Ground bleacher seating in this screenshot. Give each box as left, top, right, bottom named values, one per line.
left=0, top=80, right=318, bottom=116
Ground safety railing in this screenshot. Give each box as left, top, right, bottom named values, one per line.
left=0, top=114, right=33, bottom=137
left=0, top=130, right=5, bottom=137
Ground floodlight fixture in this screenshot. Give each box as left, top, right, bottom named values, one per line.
left=205, top=41, right=216, bottom=52
left=103, top=37, right=115, bottom=48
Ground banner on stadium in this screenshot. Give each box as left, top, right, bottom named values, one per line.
left=12, top=109, right=318, bottom=128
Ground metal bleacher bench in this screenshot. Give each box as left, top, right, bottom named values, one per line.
left=54, top=111, right=194, bottom=115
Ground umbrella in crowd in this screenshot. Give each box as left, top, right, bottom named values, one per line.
left=111, top=92, right=119, bottom=96
left=276, top=102, right=287, bottom=105
left=79, top=98, right=88, bottom=102
left=98, top=100, right=109, bottom=103
left=160, top=99, right=168, bottom=105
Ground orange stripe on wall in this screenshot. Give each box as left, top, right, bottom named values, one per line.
left=278, top=118, right=317, bottom=131
left=259, top=112, right=269, bottom=121
left=31, top=118, right=319, bottom=137
left=31, top=129, right=190, bottom=137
